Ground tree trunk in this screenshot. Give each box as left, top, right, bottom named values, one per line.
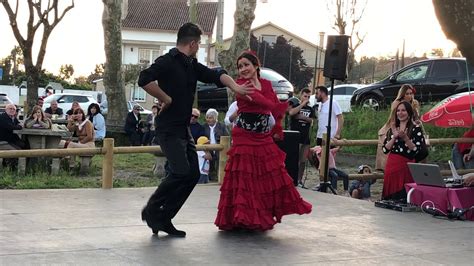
left=102, top=0, right=128, bottom=131
left=218, top=0, right=257, bottom=106
left=432, top=0, right=474, bottom=64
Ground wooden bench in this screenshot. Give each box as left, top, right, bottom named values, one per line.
left=0, top=141, right=26, bottom=173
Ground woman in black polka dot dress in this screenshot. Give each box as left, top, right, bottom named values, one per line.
left=382, top=101, right=424, bottom=200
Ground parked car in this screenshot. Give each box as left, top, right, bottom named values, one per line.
left=350, top=58, right=474, bottom=109
left=309, top=84, right=364, bottom=112
left=42, top=93, right=97, bottom=114
left=197, top=67, right=294, bottom=111
left=127, top=101, right=152, bottom=117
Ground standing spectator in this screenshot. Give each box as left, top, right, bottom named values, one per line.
left=66, top=101, right=80, bottom=118
left=315, top=86, right=344, bottom=145
left=452, top=128, right=474, bottom=169
left=25, top=105, right=52, bottom=129
left=376, top=84, right=421, bottom=171
left=124, top=105, right=143, bottom=146
left=44, top=100, right=64, bottom=119
left=382, top=101, right=424, bottom=201
left=203, top=108, right=229, bottom=179
left=138, top=22, right=253, bottom=237
left=143, top=105, right=159, bottom=145
left=86, top=103, right=106, bottom=141
left=288, top=88, right=315, bottom=185
left=309, top=145, right=349, bottom=195
left=189, top=108, right=205, bottom=143
left=196, top=136, right=212, bottom=184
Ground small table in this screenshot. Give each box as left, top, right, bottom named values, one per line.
left=51, top=118, right=68, bottom=125
left=405, top=183, right=474, bottom=221
left=14, top=128, right=72, bottom=174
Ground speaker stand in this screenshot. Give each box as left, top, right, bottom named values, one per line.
left=316, top=181, right=337, bottom=194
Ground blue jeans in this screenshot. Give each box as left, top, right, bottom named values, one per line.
left=329, top=168, right=349, bottom=190
left=452, top=144, right=474, bottom=169
left=349, top=180, right=371, bottom=198
left=198, top=174, right=209, bottom=184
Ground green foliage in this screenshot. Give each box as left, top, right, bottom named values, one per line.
left=250, top=34, right=313, bottom=90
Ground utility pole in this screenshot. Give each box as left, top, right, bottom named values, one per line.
left=214, top=0, right=224, bottom=65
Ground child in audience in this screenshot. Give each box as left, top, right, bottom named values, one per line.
left=349, top=165, right=375, bottom=200
left=196, top=136, right=212, bottom=184
left=308, top=145, right=349, bottom=195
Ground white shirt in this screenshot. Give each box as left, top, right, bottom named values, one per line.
left=209, top=124, right=216, bottom=144
left=317, top=99, right=342, bottom=139
left=197, top=151, right=210, bottom=175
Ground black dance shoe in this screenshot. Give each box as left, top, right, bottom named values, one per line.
left=155, top=220, right=186, bottom=237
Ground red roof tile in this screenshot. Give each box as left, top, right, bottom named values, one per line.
left=122, top=0, right=218, bottom=34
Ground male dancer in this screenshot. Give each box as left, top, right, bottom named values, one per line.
left=138, top=22, right=253, bottom=237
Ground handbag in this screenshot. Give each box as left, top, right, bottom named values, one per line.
left=415, top=133, right=429, bottom=162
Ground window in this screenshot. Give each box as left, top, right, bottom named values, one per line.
left=73, top=96, right=89, bottom=103
left=397, top=64, right=429, bottom=82
left=261, top=35, right=276, bottom=45
left=430, top=61, right=460, bottom=78
left=132, top=86, right=146, bottom=102
left=138, top=48, right=161, bottom=65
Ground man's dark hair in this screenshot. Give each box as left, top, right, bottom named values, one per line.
left=316, top=86, right=328, bottom=95
left=177, top=22, right=202, bottom=45
left=300, top=88, right=311, bottom=95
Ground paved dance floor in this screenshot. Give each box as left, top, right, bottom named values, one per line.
left=1, top=186, right=473, bottom=265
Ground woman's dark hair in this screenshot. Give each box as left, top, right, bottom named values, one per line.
left=177, top=22, right=202, bottom=45
left=387, top=101, right=415, bottom=139
left=87, top=103, right=101, bottom=116
left=73, top=108, right=86, bottom=121
left=236, top=51, right=261, bottom=78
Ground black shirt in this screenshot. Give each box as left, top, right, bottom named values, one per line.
left=138, top=48, right=226, bottom=131
left=289, top=100, right=315, bottom=144
left=45, top=107, right=64, bottom=116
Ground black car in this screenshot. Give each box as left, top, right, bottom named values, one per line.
left=197, top=67, right=294, bottom=111
left=351, top=58, right=474, bottom=109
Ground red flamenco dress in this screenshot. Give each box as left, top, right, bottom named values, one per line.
left=214, top=78, right=312, bottom=231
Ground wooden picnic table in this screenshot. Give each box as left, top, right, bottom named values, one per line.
left=14, top=128, right=72, bottom=174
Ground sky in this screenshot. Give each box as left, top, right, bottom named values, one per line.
left=0, top=0, right=456, bottom=78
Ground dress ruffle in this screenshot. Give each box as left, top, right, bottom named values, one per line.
left=215, top=141, right=312, bottom=231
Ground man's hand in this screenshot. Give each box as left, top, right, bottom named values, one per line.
left=463, top=153, right=472, bottom=163
left=158, top=95, right=172, bottom=115
left=232, top=81, right=255, bottom=101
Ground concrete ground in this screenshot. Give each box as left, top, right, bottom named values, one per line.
left=1, top=186, right=473, bottom=265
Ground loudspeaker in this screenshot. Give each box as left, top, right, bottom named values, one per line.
left=323, top=35, right=350, bottom=81
left=276, top=130, right=300, bottom=186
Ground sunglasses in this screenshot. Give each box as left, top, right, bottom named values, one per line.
left=191, top=115, right=199, bottom=118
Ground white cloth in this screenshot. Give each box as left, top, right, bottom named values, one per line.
left=317, top=99, right=342, bottom=139
left=197, top=151, right=210, bottom=175
left=209, top=124, right=216, bottom=144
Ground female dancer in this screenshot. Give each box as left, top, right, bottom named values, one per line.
left=215, top=51, right=312, bottom=231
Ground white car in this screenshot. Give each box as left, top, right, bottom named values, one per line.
left=309, top=84, right=365, bottom=113
left=42, top=93, right=97, bottom=114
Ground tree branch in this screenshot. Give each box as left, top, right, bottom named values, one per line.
left=1, top=0, right=26, bottom=47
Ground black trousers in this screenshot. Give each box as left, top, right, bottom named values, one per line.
left=145, top=127, right=200, bottom=221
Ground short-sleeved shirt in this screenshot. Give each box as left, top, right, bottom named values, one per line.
left=138, top=48, right=226, bottom=132
left=317, top=100, right=342, bottom=139
left=382, top=125, right=424, bottom=160
left=45, top=107, right=64, bottom=116
left=289, top=100, right=314, bottom=144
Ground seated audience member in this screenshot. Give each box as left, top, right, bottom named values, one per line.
left=196, top=136, right=212, bottom=184
left=59, top=108, right=95, bottom=168
left=204, top=108, right=229, bottom=179
left=86, top=103, right=106, bottom=141
left=349, top=165, right=376, bottom=200
left=124, top=105, right=143, bottom=146
left=25, top=105, right=52, bottom=129
left=66, top=101, right=80, bottom=118
left=37, top=98, right=44, bottom=108
left=452, top=128, right=474, bottom=169
left=309, top=145, right=349, bottom=195
left=382, top=101, right=424, bottom=201
left=143, top=105, right=159, bottom=145
left=0, top=103, right=26, bottom=150
left=190, top=108, right=205, bottom=143
left=44, top=100, right=64, bottom=119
